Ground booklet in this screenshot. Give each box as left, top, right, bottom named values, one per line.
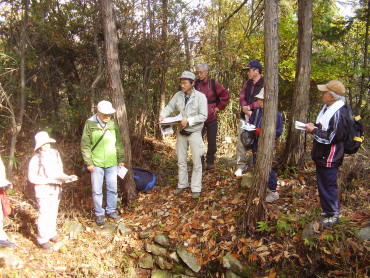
left=118, top=166, right=128, bottom=179
left=160, top=114, right=183, bottom=124
left=295, top=121, right=307, bottom=131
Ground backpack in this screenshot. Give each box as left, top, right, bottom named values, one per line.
left=133, top=168, right=157, bottom=191
left=344, top=105, right=364, bottom=154
left=195, top=79, right=219, bottom=104
left=240, top=109, right=260, bottom=149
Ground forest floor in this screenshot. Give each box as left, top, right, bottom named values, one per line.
left=0, top=136, right=369, bottom=277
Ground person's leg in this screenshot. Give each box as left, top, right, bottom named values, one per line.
left=49, top=186, right=61, bottom=240
left=268, top=170, right=277, bottom=191
left=105, top=166, right=118, bottom=215
left=91, top=167, right=105, bottom=216
left=0, top=202, right=8, bottom=241
left=316, top=166, right=340, bottom=216
left=236, top=128, right=248, bottom=169
left=189, top=131, right=205, bottom=193
left=176, top=133, right=189, bottom=189
left=35, top=185, right=52, bottom=244
left=206, top=120, right=218, bottom=166
left=201, top=123, right=207, bottom=167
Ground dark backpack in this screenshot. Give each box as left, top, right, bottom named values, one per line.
left=344, top=105, right=364, bottom=155
left=133, top=168, right=157, bottom=191
left=194, top=78, right=219, bottom=104
left=240, top=109, right=260, bottom=149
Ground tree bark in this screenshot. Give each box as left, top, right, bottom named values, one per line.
left=181, top=18, right=191, bottom=69
left=101, top=0, right=137, bottom=204
left=159, top=0, right=168, bottom=112
left=284, top=0, right=312, bottom=166
left=244, top=0, right=279, bottom=234
left=8, top=0, right=29, bottom=176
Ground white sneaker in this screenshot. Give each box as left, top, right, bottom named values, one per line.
left=265, top=191, right=279, bottom=203
left=234, top=168, right=243, bottom=177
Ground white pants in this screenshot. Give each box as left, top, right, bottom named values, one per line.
left=176, top=131, right=205, bottom=193
left=35, top=185, right=61, bottom=244
left=0, top=202, right=8, bottom=241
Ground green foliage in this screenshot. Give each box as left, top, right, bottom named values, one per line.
left=256, top=221, right=271, bottom=233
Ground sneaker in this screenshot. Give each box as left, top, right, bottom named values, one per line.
left=174, top=188, right=186, bottom=195
left=50, top=236, right=60, bottom=243
left=0, top=240, right=16, bottom=248
left=192, top=192, right=201, bottom=199
left=96, top=215, right=105, bottom=226
left=39, top=242, right=53, bottom=250
left=234, top=168, right=244, bottom=177
left=321, top=215, right=339, bottom=227
left=107, top=212, right=121, bottom=220
left=265, top=191, right=279, bottom=203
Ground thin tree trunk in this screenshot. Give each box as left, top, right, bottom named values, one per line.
left=181, top=18, right=191, bottom=69
left=90, top=33, right=104, bottom=114
left=101, top=0, right=137, bottom=204
left=244, top=0, right=279, bottom=234
left=159, top=0, right=168, bottom=112
left=284, top=0, right=312, bottom=166
left=8, top=0, right=28, bottom=176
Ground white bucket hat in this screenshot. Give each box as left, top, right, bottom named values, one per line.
left=255, top=88, right=264, bottom=99
left=97, top=100, right=116, bottom=114
left=34, top=131, right=56, bottom=151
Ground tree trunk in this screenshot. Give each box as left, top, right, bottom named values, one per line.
left=101, top=0, right=137, bottom=204
left=284, top=0, right=312, bottom=166
left=244, top=0, right=279, bottom=234
left=181, top=18, right=191, bottom=69
left=159, top=0, right=168, bottom=112
left=8, top=0, right=28, bottom=176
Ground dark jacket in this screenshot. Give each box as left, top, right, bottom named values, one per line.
left=239, top=77, right=264, bottom=118
left=311, top=105, right=349, bottom=168
left=249, top=107, right=283, bottom=153
left=195, top=78, right=230, bottom=123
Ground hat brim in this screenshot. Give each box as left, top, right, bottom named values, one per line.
left=34, top=138, right=56, bottom=151
left=98, top=108, right=116, bottom=114
left=317, top=84, right=328, bottom=92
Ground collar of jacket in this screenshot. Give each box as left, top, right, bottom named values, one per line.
left=180, top=88, right=196, bottom=98
left=248, top=76, right=264, bottom=86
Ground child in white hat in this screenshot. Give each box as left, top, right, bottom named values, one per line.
left=28, top=131, right=77, bottom=250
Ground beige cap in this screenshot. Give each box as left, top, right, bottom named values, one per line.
left=255, top=88, right=264, bottom=99
left=179, top=71, right=196, bottom=81
left=97, top=100, right=116, bottom=114
left=317, top=80, right=345, bottom=96
left=34, top=131, right=56, bottom=151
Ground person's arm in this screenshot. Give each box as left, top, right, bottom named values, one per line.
left=114, top=121, right=125, bottom=164
left=80, top=122, right=94, bottom=166
left=188, top=94, right=208, bottom=126
left=311, top=111, right=344, bottom=144
left=28, top=155, right=53, bottom=185
left=215, top=81, right=230, bottom=111
left=160, top=93, right=178, bottom=119
left=239, top=81, right=248, bottom=108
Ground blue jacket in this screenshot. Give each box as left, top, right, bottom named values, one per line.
left=249, top=107, right=283, bottom=152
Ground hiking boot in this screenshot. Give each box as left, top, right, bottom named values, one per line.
left=39, top=242, right=53, bottom=250
left=50, top=236, right=60, bottom=243
left=174, top=188, right=186, bottom=195
left=107, top=212, right=121, bottom=220
left=265, top=191, right=279, bottom=203
left=0, top=240, right=16, bottom=248
left=205, top=163, right=215, bottom=171
left=96, top=215, right=105, bottom=226
left=321, top=215, right=339, bottom=228
left=192, top=192, right=201, bottom=199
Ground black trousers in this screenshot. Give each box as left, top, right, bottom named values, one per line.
left=201, top=119, right=218, bottom=165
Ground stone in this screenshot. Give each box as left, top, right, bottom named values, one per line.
left=356, top=226, right=370, bottom=241
left=0, top=249, right=24, bottom=269
left=151, top=269, right=173, bottom=278
left=155, top=256, right=173, bottom=270
left=240, top=172, right=253, bottom=188
left=117, top=222, right=132, bottom=235
left=172, top=264, right=196, bottom=277
left=176, top=247, right=201, bottom=273
left=222, top=252, right=249, bottom=277
left=302, top=221, right=320, bottom=240
left=63, top=220, right=83, bottom=238
left=154, top=234, right=170, bottom=248
left=145, top=243, right=167, bottom=256
left=139, top=231, right=153, bottom=239
left=168, top=252, right=180, bottom=263
left=93, top=222, right=117, bottom=235
left=139, top=254, right=154, bottom=269
left=226, top=271, right=242, bottom=278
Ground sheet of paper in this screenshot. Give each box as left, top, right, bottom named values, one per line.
left=160, top=124, right=174, bottom=135
left=295, top=121, right=307, bottom=131
left=241, top=122, right=256, bottom=131
left=160, top=113, right=183, bottom=124
left=118, top=166, right=128, bottom=179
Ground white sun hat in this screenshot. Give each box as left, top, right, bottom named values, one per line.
left=34, top=131, right=56, bottom=151
left=97, top=100, right=116, bottom=114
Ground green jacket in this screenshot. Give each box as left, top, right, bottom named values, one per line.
left=81, top=115, right=124, bottom=168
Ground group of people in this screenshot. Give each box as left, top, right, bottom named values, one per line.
left=0, top=60, right=350, bottom=249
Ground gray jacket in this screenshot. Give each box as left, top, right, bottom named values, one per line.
left=160, top=88, right=208, bottom=132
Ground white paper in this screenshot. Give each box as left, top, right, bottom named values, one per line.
left=295, top=121, right=307, bottom=131
left=160, top=125, right=174, bottom=135
left=118, top=166, right=128, bottom=179
left=160, top=114, right=183, bottom=124
left=240, top=121, right=256, bottom=131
